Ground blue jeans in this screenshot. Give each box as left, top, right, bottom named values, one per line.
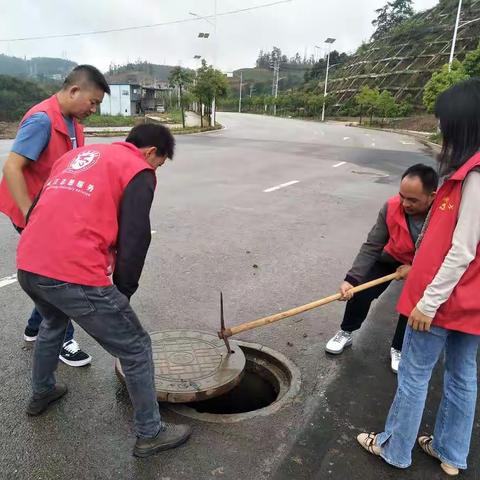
left=28, top=308, right=74, bottom=343
left=376, top=325, right=479, bottom=470
left=18, top=270, right=162, bottom=438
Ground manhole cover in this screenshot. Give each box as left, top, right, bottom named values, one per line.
left=115, top=329, right=246, bottom=403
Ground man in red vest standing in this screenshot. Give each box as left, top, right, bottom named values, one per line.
left=16, top=123, right=191, bottom=457
left=0, top=65, right=110, bottom=367
left=325, top=164, right=438, bottom=373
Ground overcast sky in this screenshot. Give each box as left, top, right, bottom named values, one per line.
left=0, top=0, right=439, bottom=72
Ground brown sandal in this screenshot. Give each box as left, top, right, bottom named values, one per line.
left=357, top=432, right=381, bottom=456
left=418, top=435, right=459, bottom=476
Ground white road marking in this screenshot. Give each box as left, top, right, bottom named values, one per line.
left=371, top=143, right=376, bottom=147
left=263, top=180, right=299, bottom=193
left=332, top=162, right=347, bottom=168
left=151, top=230, right=157, bottom=234
left=401, top=141, right=415, bottom=145
left=0, top=273, right=17, bottom=288
left=343, top=137, right=350, bottom=141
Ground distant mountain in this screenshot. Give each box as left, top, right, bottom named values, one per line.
left=231, top=66, right=309, bottom=95
left=0, top=74, right=55, bottom=121
left=0, top=54, right=77, bottom=81
left=106, top=61, right=181, bottom=86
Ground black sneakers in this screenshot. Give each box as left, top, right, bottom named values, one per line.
left=26, top=383, right=68, bottom=416
left=133, top=423, right=192, bottom=458
left=59, top=340, right=92, bottom=367
left=24, top=330, right=92, bottom=368
left=24, top=326, right=38, bottom=342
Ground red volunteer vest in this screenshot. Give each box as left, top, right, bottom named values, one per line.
left=17, top=142, right=154, bottom=287
left=383, top=195, right=416, bottom=264
left=0, top=95, right=84, bottom=228
left=397, top=152, right=480, bottom=334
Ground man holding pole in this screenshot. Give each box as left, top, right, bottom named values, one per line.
left=325, top=164, right=438, bottom=373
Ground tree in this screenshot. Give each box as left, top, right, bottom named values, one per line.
left=423, top=61, right=469, bottom=113
left=181, top=91, right=195, bottom=110
left=355, top=86, right=380, bottom=124
left=0, top=74, right=53, bottom=121
left=372, top=4, right=390, bottom=39
left=462, top=42, right=480, bottom=77
left=372, top=0, right=414, bottom=39
left=193, top=60, right=228, bottom=126
left=168, top=66, right=194, bottom=129
left=306, top=93, right=324, bottom=117
left=389, top=0, right=414, bottom=22
left=375, top=90, right=398, bottom=125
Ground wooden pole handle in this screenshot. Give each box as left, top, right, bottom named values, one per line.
left=223, top=272, right=400, bottom=337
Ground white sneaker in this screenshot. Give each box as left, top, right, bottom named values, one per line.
left=390, top=348, right=401, bottom=373
left=325, top=330, right=353, bottom=354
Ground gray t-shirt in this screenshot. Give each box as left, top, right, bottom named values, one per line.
left=63, top=115, right=77, bottom=149
left=407, top=215, right=424, bottom=245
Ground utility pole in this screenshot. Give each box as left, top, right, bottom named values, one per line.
left=321, top=37, right=336, bottom=122
left=274, top=63, right=280, bottom=116
left=449, top=0, right=463, bottom=71
left=271, top=61, right=276, bottom=97
left=271, top=58, right=280, bottom=116
left=211, top=0, right=217, bottom=126
left=238, top=72, right=243, bottom=113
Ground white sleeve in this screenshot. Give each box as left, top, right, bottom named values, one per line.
left=417, top=171, right=480, bottom=317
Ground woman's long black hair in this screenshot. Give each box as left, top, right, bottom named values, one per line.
left=435, top=78, right=480, bottom=175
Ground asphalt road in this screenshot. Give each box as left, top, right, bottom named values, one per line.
left=1, top=113, right=477, bottom=480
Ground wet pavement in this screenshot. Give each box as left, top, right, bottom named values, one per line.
left=1, top=113, right=477, bottom=479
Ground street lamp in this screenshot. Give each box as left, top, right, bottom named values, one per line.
left=448, top=0, right=462, bottom=71
left=449, top=0, right=462, bottom=70
left=190, top=4, right=217, bottom=127
left=321, top=37, right=336, bottom=122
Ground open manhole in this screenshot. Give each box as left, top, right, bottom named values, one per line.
left=168, top=341, right=301, bottom=423
left=115, top=330, right=246, bottom=403
left=115, top=331, right=301, bottom=423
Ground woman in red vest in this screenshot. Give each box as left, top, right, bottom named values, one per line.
left=357, top=78, right=480, bottom=476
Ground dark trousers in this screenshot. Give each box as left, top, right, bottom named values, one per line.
left=14, top=223, right=75, bottom=343
left=27, top=307, right=74, bottom=342
left=17, top=270, right=161, bottom=438
left=341, top=260, right=408, bottom=351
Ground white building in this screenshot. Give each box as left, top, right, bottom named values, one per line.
left=100, top=84, right=142, bottom=116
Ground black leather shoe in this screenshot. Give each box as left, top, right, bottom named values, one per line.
left=27, top=383, right=68, bottom=416
left=133, top=423, right=192, bottom=458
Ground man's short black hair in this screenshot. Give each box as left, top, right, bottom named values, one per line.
left=125, top=124, right=175, bottom=159
left=401, top=163, right=438, bottom=193
left=63, top=65, right=110, bottom=94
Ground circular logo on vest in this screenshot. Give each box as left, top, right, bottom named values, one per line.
left=65, top=150, right=100, bottom=173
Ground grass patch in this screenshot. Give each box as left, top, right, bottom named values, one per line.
left=428, top=132, right=442, bottom=145
left=170, top=124, right=222, bottom=135
left=86, top=124, right=222, bottom=137
left=82, top=115, right=138, bottom=127
left=147, top=109, right=183, bottom=124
